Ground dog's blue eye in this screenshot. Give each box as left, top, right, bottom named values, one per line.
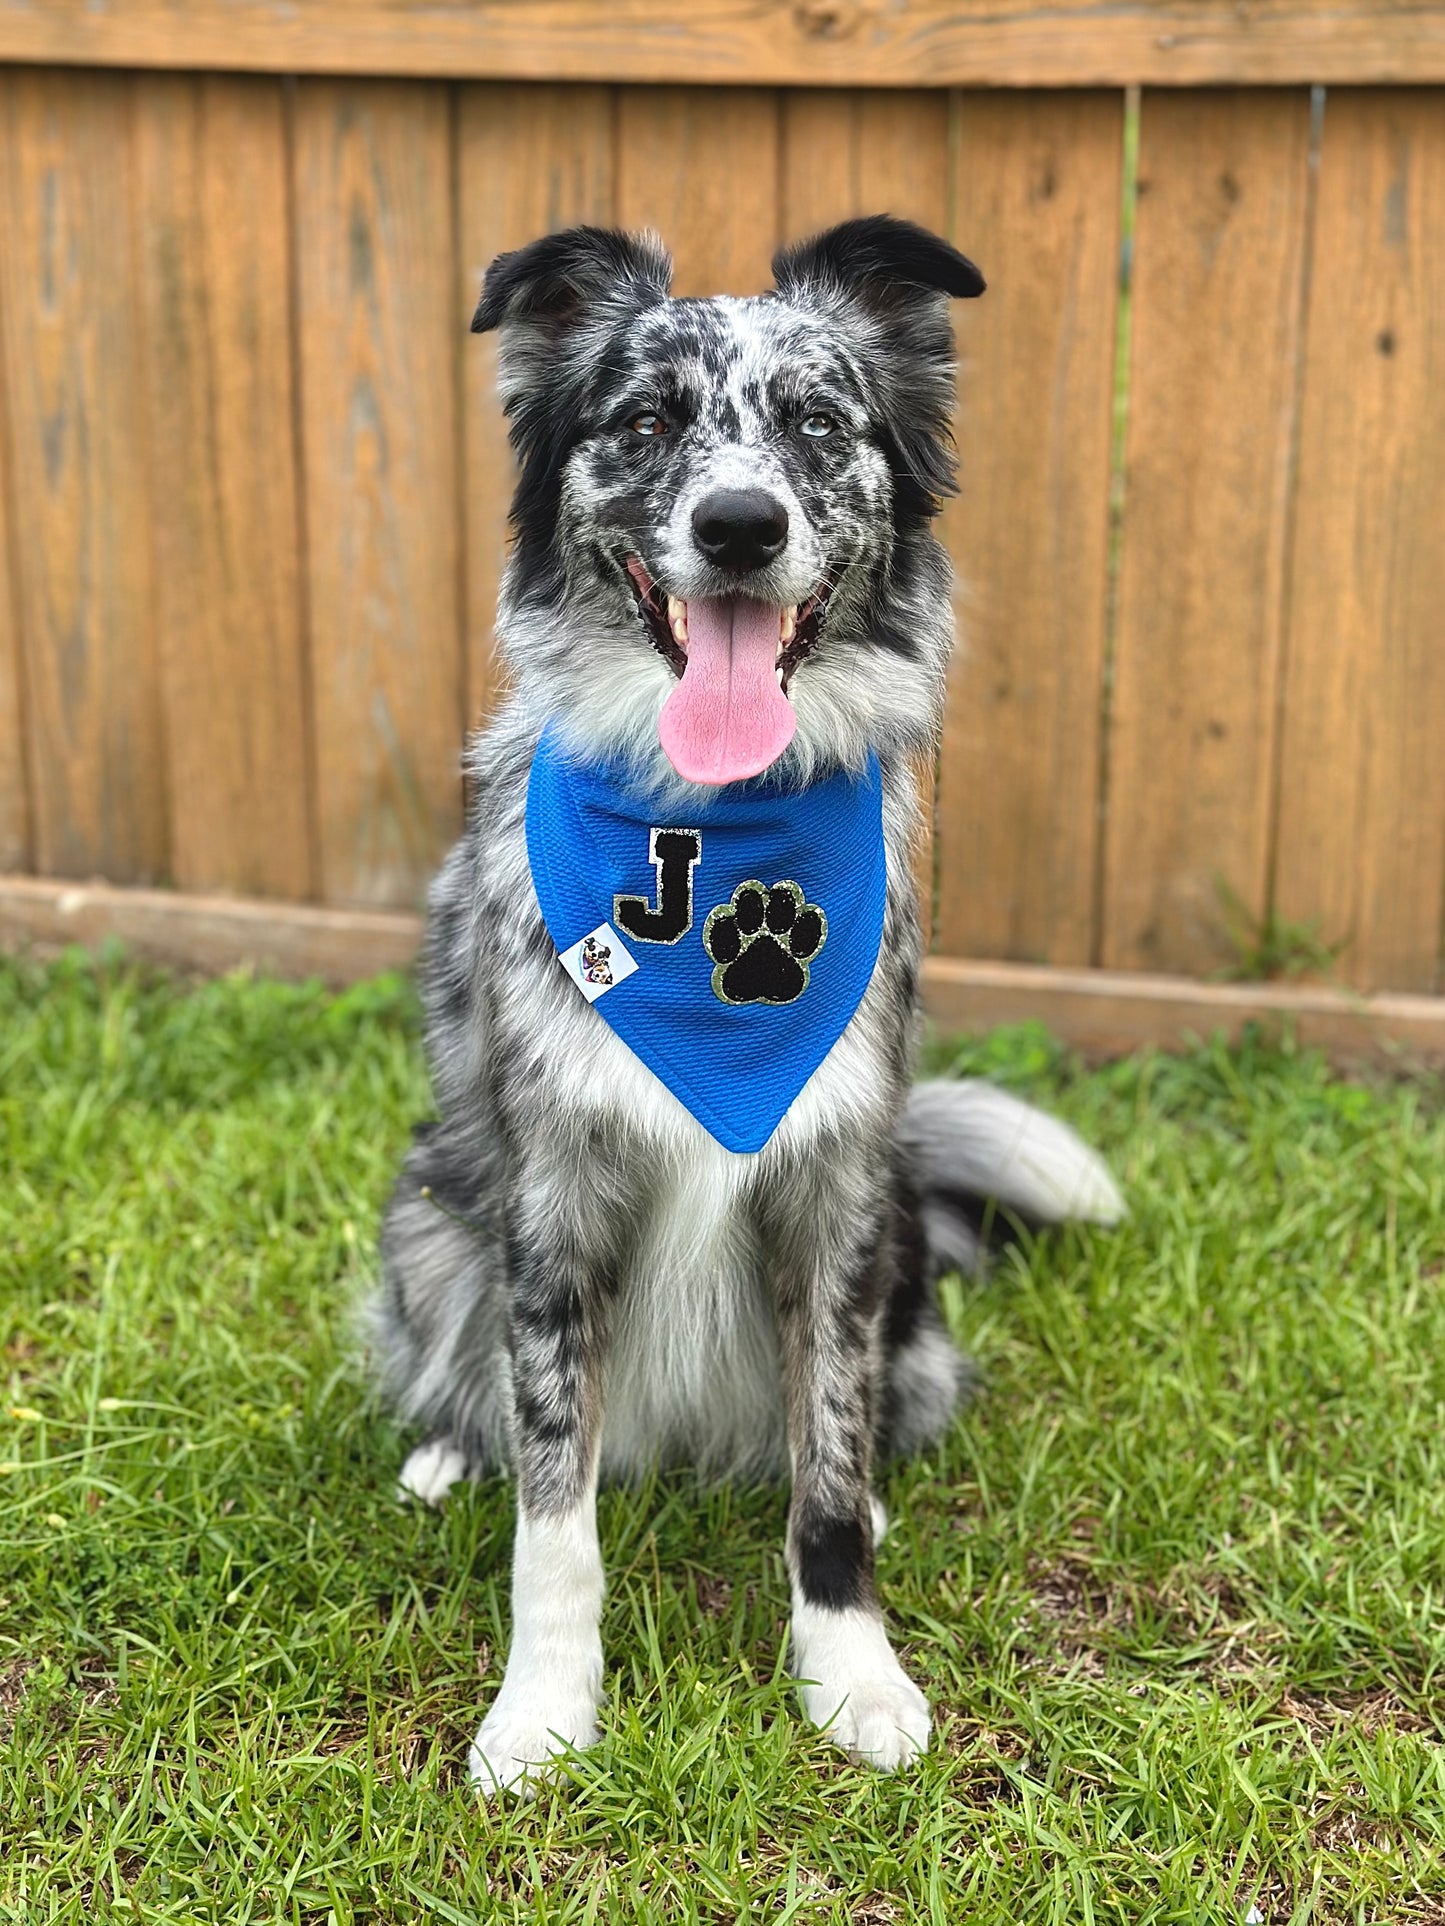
left=799, top=413, right=837, bottom=439
left=630, top=413, right=668, bottom=437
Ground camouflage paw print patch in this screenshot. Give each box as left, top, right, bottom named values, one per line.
left=702, top=880, right=827, bottom=1005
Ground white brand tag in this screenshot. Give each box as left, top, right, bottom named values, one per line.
left=557, top=921, right=638, bottom=1003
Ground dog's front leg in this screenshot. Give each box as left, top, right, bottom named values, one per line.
left=468, top=1230, right=612, bottom=1796
left=769, top=1207, right=930, bottom=1772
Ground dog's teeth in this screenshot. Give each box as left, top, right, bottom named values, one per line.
left=666, top=594, right=688, bottom=645
left=776, top=663, right=786, bottom=688
left=780, top=605, right=797, bottom=644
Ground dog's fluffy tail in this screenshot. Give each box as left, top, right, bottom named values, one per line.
left=898, top=1080, right=1125, bottom=1279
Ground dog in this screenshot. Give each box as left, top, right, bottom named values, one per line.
left=373, top=216, right=1123, bottom=1794
left=578, top=934, right=613, bottom=988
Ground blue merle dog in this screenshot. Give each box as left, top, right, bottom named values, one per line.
left=374, top=217, right=1123, bottom=1793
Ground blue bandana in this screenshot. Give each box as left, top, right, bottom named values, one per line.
left=526, top=726, right=887, bottom=1153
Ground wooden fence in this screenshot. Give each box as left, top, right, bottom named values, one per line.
left=1, top=3, right=1443, bottom=1053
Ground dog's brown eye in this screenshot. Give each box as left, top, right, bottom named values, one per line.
left=630, top=413, right=668, bottom=437
left=799, top=412, right=837, bottom=440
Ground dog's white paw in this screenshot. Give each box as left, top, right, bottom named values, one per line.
left=467, top=1690, right=600, bottom=1797
left=803, top=1665, right=930, bottom=1770
left=793, top=1603, right=930, bottom=1771
left=397, top=1437, right=468, bottom=1507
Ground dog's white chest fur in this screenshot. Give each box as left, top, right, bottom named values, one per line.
left=536, top=959, right=903, bottom=1482
left=601, top=1141, right=785, bottom=1480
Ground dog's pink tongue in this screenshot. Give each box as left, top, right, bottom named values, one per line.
left=658, top=598, right=794, bottom=785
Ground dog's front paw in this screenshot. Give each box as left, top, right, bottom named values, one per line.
left=793, top=1606, right=930, bottom=1772
left=467, top=1690, right=600, bottom=1797
left=803, top=1666, right=930, bottom=1770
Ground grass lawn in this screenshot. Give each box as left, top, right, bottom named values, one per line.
left=3, top=953, right=1444, bottom=1924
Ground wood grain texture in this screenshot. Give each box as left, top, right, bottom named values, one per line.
left=779, top=90, right=952, bottom=935
left=294, top=78, right=463, bottom=909
left=0, top=68, right=167, bottom=883
left=782, top=88, right=950, bottom=233
left=6, top=871, right=1442, bottom=1065
left=854, top=90, right=950, bottom=222
left=616, top=87, right=779, bottom=296
left=134, top=73, right=313, bottom=900
left=936, top=92, right=1123, bottom=968
left=1101, top=89, right=1310, bottom=975
left=0, top=334, right=27, bottom=872
left=780, top=90, right=860, bottom=239
left=855, top=93, right=949, bottom=941
left=921, top=955, right=1445, bottom=1065
left=1273, top=90, right=1445, bottom=995
left=458, top=84, right=615, bottom=730
left=3, top=1, right=1445, bottom=88
left=0, top=872, right=422, bottom=983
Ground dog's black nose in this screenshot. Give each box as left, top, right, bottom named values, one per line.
left=691, top=489, right=789, bottom=571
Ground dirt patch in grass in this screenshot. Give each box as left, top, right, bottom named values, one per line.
left=0, top=1657, right=33, bottom=1737
left=1024, top=1556, right=1331, bottom=1688
left=1025, top=1559, right=1443, bottom=1742
left=695, top=1574, right=733, bottom=1617
left=850, top=1899, right=905, bottom=1925
left=938, top=1710, right=1030, bottom=1809
left=1280, top=1685, right=1436, bottom=1739
left=1310, top=1791, right=1395, bottom=1858
left=1028, top=1557, right=1125, bottom=1678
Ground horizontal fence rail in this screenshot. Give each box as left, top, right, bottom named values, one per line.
left=7, top=874, right=1445, bottom=1062
left=3, top=1, right=1445, bottom=88
left=0, top=27, right=1443, bottom=1027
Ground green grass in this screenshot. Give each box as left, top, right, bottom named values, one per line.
left=3, top=954, right=1445, bottom=1924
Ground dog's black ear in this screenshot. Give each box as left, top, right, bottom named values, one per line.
left=472, top=225, right=672, bottom=335
left=773, top=217, right=980, bottom=530
left=771, top=214, right=984, bottom=309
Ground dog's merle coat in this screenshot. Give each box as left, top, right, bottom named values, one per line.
left=374, top=218, right=1122, bottom=1790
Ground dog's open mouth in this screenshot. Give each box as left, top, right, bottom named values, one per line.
left=625, top=555, right=829, bottom=785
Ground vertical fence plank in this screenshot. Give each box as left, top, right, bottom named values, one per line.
left=855, top=91, right=950, bottom=221
left=780, top=90, right=858, bottom=237
left=0, top=355, right=27, bottom=871
left=135, top=74, right=313, bottom=900
left=1274, top=90, right=1445, bottom=994
left=782, top=90, right=951, bottom=235
left=1101, top=89, right=1310, bottom=974
left=781, top=91, right=953, bottom=931
left=294, top=78, right=462, bottom=909
left=936, top=92, right=1122, bottom=968
left=855, top=94, right=951, bottom=937
left=459, top=84, right=614, bottom=730
left=0, top=70, right=167, bottom=883
left=616, top=88, right=779, bottom=295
